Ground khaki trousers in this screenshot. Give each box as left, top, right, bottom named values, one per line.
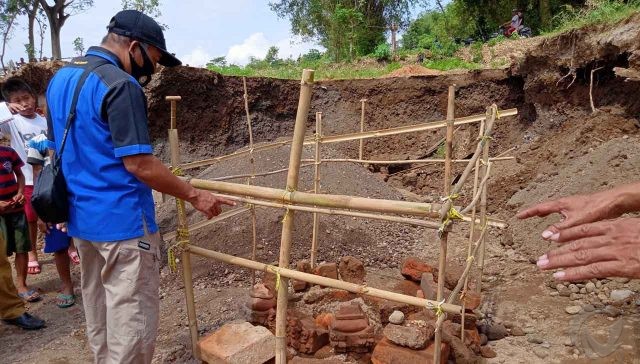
left=0, top=223, right=24, bottom=320
left=75, top=230, right=161, bottom=364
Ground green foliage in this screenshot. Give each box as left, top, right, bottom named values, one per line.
left=301, top=48, right=322, bottom=62
left=470, top=41, right=483, bottom=63
left=72, top=36, right=84, bottom=56
left=206, top=56, right=227, bottom=68
left=487, top=35, right=506, bottom=47
left=423, top=57, right=480, bottom=71
left=121, top=0, right=165, bottom=29
left=372, top=43, right=391, bottom=61
left=264, top=46, right=280, bottom=65
left=549, top=0, right=640, bottom=34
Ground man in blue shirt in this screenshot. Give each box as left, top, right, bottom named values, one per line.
left=46, top=10, right=234, bottom=363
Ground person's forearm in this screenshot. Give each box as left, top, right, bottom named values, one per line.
left=125, top=155, right=198, bottom=203
left=611, top=182, right=640, bottom=215
left=16, top=171, right=24, bottom=194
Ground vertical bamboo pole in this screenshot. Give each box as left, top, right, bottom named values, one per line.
left=434, top=85, right=455, bottom=364
left=275, top=69, right=315, bottom=364
left=310, top=112, right=322, bottom=269
left=166, top=96, right=199, bottom=360
left=475, top=105, right=496, bottom=293
left=243, top=77, right=259, bottom=285
left=359, top=99, right=367, bottom=160
left=461, top=119, right=485, bottom=341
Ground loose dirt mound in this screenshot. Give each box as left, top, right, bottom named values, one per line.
left=383, top=64, right=443, bottom=77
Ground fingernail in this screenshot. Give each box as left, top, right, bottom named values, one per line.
left=537, top=258, right=549, bottom=268
left=553, top=271, right=565, bottom=279
left=538, top=254, right=547, bottom=261
left=550, top=233, right=560, bottom=241
left=542, top=230, right=553, bottom=239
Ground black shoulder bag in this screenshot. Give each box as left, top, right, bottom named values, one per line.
left=32, top=59, right=109, bottom=223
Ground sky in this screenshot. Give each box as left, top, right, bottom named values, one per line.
left=3, top=1, right=430, bottom=68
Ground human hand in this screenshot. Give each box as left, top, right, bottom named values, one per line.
left=6, top=103, right=24, bottom=114
left=11, top=193, right=25, bottom=206
left=516, top=190, right=621, bottom=240
left=189, top=190, right=236, bottom=219
left=56, top=222, right=67, bottom=233
left=0, top=200, right=12, bottom=212
left=37, top=219, right=51, bottom=234
left=536, top=218, right=640, bottom=281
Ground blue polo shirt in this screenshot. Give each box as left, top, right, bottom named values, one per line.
left=46, top=46, right=158, bottom=242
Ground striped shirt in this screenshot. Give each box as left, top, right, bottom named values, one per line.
left=0, top=146, right=23, bottom=201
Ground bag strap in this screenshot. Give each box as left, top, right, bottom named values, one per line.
left=56, top=58, right=111, bottom=158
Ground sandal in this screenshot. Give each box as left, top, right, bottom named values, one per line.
left=27, top=260, right=41, bottom=275
left=68, top=250, right=80, bottom=265
left=56, top=293, right=75, bottom=308
left=18, top=289, right=41, bottom=303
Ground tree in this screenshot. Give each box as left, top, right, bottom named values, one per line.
left=34, top=7, right=46, bottom=59
left=206, top=56, right=226, bottom=68
left=18, top=0, right=39, bottom=61
left=72, top=36, right=83, bottom=55
left=38, top=0, right=93, bottom=60
left=121, top=0, right=165, bottom=28
left=0, top=0, right=21, bottom=70
left=270, top=0, right=418, bottom=61
left=264, top=46, right=280, bottom=65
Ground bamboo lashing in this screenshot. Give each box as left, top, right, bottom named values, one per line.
left=359, top=99, right=366, bottom=160
left=187, top=245, right=463, bottom=314
left=311, top=112, right=322, bottom=268
left=242, top=77, right=259, bottom=285
left=275, top=69, right=314, bottom=364
left=434, top=85, right=456, bottom=364
left=180, top=109, right=518, bottom=171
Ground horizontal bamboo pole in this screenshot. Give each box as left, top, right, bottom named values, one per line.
left=210, top=163, right=315, bottom=182
left=301, top=156, right=514, bottom=165
left=187, top=245, right=463, bottom=314
left=220, top=194, right=442, bottom=229
left=181, top=109, right=518, bottom=171
left=162, top=207, right=251, bottom=241
left=190, top=179, right=443, bottom=218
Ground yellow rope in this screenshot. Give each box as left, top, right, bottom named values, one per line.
left=427, top=299, right=446, bottom=317
left=466, top=255, right=475, bottom=263
left=282, top=208, right=291, bottom=223
left=168, top=167, right=190, bottom=273
left=439, top=205, right=464, bottom=237
left=496, top=109, right=501, bottom=119
left=268, top=265, right=282, bottom=292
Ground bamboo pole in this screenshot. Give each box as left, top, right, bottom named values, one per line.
left=275, top=69, right=314, bottom=364
left=243, top=77, right=259, bottom=285
left=475, top=105, right=496, bottom=293
left=166, top=96, right=199, bottom=360
left=359, top=99, right=367, bottom=160
left=311, top=112, right=322, bottom=268
left=461, top=119, right=485, bottom=342
left=180, top=109, right=518, bottom=171
left=218, top=194, right=442, bottom=229
left=434, top=85, right=456, bottom=364
left=162, top=207, right=251, bottom=241
left=187, top=245, right=463, bottom=314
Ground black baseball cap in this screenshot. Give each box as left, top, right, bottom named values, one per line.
left=107, top=10, right=181, bottom=67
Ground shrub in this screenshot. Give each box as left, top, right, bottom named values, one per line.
left=373, top=43, right=391, bottom=61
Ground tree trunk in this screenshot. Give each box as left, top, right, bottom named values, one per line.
left=28, top=14, right=36, bottom=60
left=50, top=23, right=62, bottom=59
left=539, top=0, right=551, bottom=30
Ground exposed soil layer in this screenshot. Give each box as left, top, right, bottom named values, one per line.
left=3, top=15, right=640, bottom=364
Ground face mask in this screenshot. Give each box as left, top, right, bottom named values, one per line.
left=129, top=43, right=155, bottom=87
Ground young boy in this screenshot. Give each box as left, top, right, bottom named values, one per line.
left=0, top=135, right=39, bottom=302
left=27, top=134, right=75, bottom=308
left=1, top=78, right=79, bottom=274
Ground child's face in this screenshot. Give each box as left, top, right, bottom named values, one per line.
left=8, top=90, right=37, bottom=118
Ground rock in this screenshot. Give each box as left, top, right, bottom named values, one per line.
left=596, top=281, right=603, bottom=289
left=565, top=306, right=582, bottom=315
left=393, top=280, right=421, bottom=297
left=557, top=285, right=571, bottom=297
left=523, top=326, right=536, bottom=334
left=198, top=322, right=275, bottom=364
left=582, top=304, right=595, bottom=312
left=293, top=260, right=312, bottom=292
left=603, top=305, right=621, bottom=318
left=510, top=326, right=525, bottom=336
left=614, top=277, right=631, bottom=284
left=339, top=256, right=366, bottom=285
left=541, top=342, right=551, bottom=349
left=527, top=336, right=544, bottom=344
left=480, top=334, right=488, bottom=346
left=401, top=257, right=435, bottom=282
left=480, top=346, right=497, bottom=358
left=290, top=357, right=343, bottom=364
left=585, top=282, right=596, bottom=293
left=580, top=288, right=587, bottom=294
left=462, top=291, right=482, bottom=311
left=564, top=338, right=574, bottom=346
left=388, top=311, right=405, bottom=325
left=570, top=293, right=582, bottom=301
left=383, top=324, right=428, bottom=349
left=371, top=338, right=449, bottom=364
left=314, top=263, right=339, bottom=281
left=569, top=284, right=579, bottom=293
left=442, top=330, right=481, bottom=363
left=610, top=289, right=634, bottom=302
left=420, top=273, right=437, bottom=300
left=487, top=324, right=508, bottom=341
left=533, top=347, right=548, bottom=359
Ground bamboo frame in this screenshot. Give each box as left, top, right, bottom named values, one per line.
left=275, top=69, right=314, bottom=364
left=187, top=245, right=463, bottom=314
left=163, top=207, right=251, bottom=241
left=243, top=77, right=259, bottom=285
left=311, top=112, right=322, bottom=268
left=179, top=109, right=518, bottom=171
left=359, top=99, right=366, bottom=160
left=434, top=85, right=456, bottom=363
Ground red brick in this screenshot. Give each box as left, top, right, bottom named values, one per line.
left=462, top=291, right=482, bottom=310
left=371, top=338, right=449, bottom=364
left=293, top=260, right=312, bottom=292
left=401, top=257, right=435, bottom=282
left=314, top=263, right=338, bottom=280
left=339, top=256, right=366, bottom=284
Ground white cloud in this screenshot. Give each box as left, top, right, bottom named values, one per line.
left=180, top=46, right=212, bottom=68
left=226, top=32, right=320, bottom=66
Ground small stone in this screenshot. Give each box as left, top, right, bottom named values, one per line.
left=582, top=304, right=595, bottom=312
left=565, top=306, right=582, bottom=315
left=541, top=342, right=551, bottom=349
left=533, top=347, right=549, bottom=359
left=549, top=292, right=559, bottom=297
left=389, top=310, right=405, bottom=325
left=487, top=324, right=508, bottom=341
left=614, top=277, right=630, bottom=284
left=598, top=293, right=608, bottom=301
left=523, top=326, right=535, bottom=334
left=480, top=346, right=497, bottom=358
left=580, top=288, right=587, bottom=294
left=596, top=281, right=603, bottom=289
left=603, top=305, right=621, bottom=318
left=569, top=293, right=582, bottom=301
left=527, top=336, right=544, bottom=344
left=564, top=338, right=574, bottom=347
left=569, top=284, right=579, bottom=293
left=610, top=289, right=634, bottom=302
left=585, top=282, right=596, bottom=293
left=510, top=326, right=525, bottom=336
left=480, top=334, right=488, bottom=346
left=557, top=285, right=571, bottom=297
